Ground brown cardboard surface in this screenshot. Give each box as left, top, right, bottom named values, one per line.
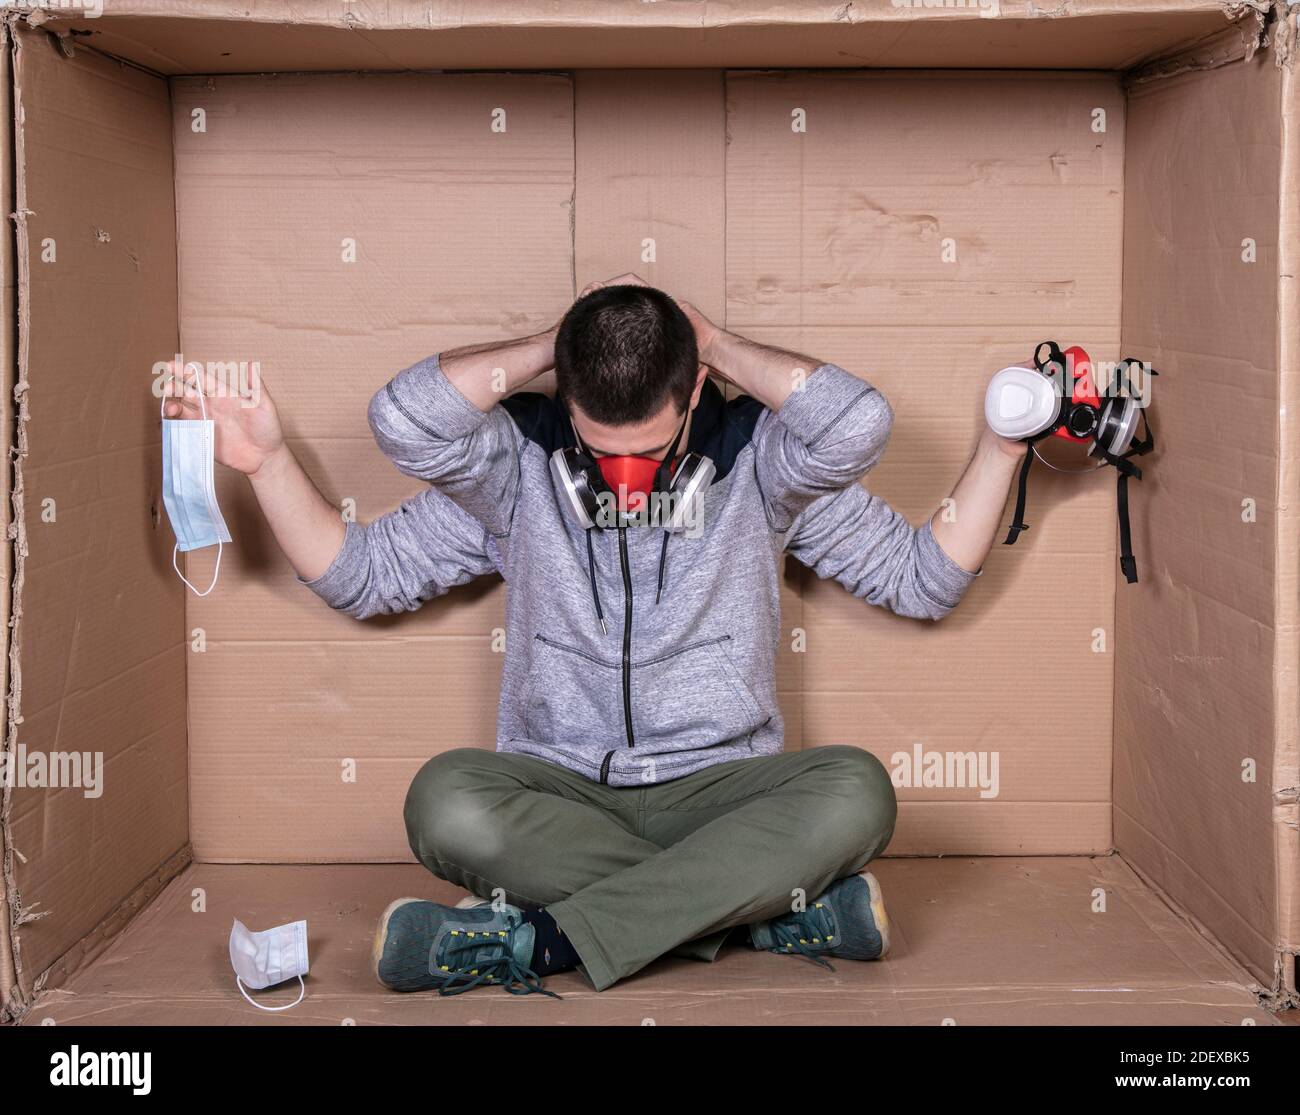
left=190, top=641, right=502, bottom=862
left=22, top=857, right=1276, bottom=1025
left=176, top=68, right=1127, bottom=860
left=171, top=72, right=574, bottom=861
left=726, top=72, right=1124, bottom=852
left=574, top=70, right=726, bottom=325
left=1275, top=47, right=1300, bottom=998
left=35, top=1, right=1240, bottom=75
left=3, top=0, right=1295, bottom=1015
left=1115, top=56, right=1283, bottom=986
left=4, top=30, right=188, bottom=1002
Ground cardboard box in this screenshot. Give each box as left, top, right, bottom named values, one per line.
left=0, top=0, right=1295, bottom=1025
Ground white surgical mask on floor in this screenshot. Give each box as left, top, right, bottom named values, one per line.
left=229, top=918, right=309, bottom=1012
left=160, top=369, right=231, bottom=596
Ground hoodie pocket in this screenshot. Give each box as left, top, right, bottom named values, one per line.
left=522, top=636, right=625, bottom=752
left=629, top=635, right=768, bottom=755
left=522, top=633, right=769, bottom=757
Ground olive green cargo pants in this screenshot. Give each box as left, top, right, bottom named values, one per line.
left=403, top=744, right=897, bottom=991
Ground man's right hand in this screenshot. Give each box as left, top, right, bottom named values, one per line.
left=159, top=359, right=350, bottom=581
left=161, top=358, right=285, bottom=477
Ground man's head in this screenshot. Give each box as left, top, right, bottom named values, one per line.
left=555, top=283, right=707, bottom=460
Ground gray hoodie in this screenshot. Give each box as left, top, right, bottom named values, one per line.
left=304, top=356, right=977, bottom=786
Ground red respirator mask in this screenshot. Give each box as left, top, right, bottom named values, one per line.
left=594, top=454, right=670, bottom=514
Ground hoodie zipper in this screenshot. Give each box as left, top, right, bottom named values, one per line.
left=597, top=528, right=636, bottom=786
left=617, top=526, right=635, bottom=753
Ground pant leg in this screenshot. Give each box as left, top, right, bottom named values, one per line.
left=403, top=748, right=740, bottom=966
left=545, top=745, right=896, bottom=991
left=403, top=748, right=662, bottom=907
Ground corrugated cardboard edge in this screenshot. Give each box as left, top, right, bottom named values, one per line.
left=1273, top=0, right=1300, bottom=66
left=19, top=1, right=1256, bottom=79
left=1272, top=0, right=1300, bottom=1008
left=0, top=20, right=16, bottom=1024
left=27, top=844, right=192, bottom=1009
left=1126, top=9, right=1268, bottom=84
left=0, top=16, right=32, bottom=1026
left=21, top=0, right=1241, bottom=34
left=1223, top=1, right=1278, bottom=59
left=0, top=24, right=192, bottom=1025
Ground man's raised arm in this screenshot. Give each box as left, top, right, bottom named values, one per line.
left=679, top=304, right=896, bottom=531
left=161, top=361, right=497, bottom=617
left=366, top=329, right=557, bottom=538
left=784, top=427, right=1025, bottom=621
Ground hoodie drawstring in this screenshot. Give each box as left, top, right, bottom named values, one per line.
left=587, top=528, right=671, bottom=631
left=585, top=528, right=608, bottom=635
left=655, top=531, right=670, bottom=606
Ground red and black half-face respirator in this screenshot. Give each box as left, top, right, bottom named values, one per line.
left=984, top=340, right=1157, bottom=584
left=549, top=406, right=715, bottom=534
left=549, top=408, right=716, bottom=629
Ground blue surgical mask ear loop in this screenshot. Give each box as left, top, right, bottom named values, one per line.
left=236, top=974, right=305, bottom=1013
left=161, top=365, right=224, bottom=597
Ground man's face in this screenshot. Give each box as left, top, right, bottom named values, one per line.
left=569, top=365, right=710, bottom=460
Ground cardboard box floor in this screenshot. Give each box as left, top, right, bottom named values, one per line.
left=2, top=2, right=1297, bottom=1024
left=22, top=859, right=1282, bottom=1026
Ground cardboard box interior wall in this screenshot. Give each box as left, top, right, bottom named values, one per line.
left=0, top=1, right=1296, bottom=1022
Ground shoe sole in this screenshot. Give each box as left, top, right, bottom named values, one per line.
left=371, top=897, right=425, bottom=990
left=455, top=895, right=489, bottom=909
left=859, top=870, right=891, bottom=959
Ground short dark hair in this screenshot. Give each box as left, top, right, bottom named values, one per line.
left=554, top=284, right=698, bottom=425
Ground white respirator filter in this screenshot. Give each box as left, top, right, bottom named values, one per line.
left=983, top=364, right=1061, bottom=441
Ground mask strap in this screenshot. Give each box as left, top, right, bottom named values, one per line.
left=173, top=540, right=223, bottom=597
left=654, top=408, right=691, bottom=493
left=161, top=363, right=209, bottom=420
left=1116, top=471, right=1138, bottom=584
left=236, top=974, right=305, bottom=1012
left=1002, top=441, right=1037, bottom=545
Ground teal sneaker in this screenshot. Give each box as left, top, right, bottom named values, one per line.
left=749, top=870, right=891, bottom=968
left=371, top=897, right=559, bottom=997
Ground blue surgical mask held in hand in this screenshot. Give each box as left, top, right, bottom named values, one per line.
left=160, top=368, right=231, bottom=596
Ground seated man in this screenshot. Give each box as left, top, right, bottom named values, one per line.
left=168, top=275, right=1024, bottom=996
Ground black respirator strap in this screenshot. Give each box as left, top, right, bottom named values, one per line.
left=1003, top=440, right=1038, bottom=546
left=654, top=407, right=691, bottom=494
left=1100, top=401, right=1154, bottom=584
left=567, top=420, right=610, bottom=497
left=1003, top=339, right=1066, bottom=547
left=1116, top=470, right=1137, bottom=584
left=1114, top=405, right=1154, bottom=584
left=1033, top=339, right=1065, bottom=379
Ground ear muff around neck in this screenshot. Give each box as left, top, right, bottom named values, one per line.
left=551, top=403, right=715, bottom=533
left=550, top=446, right=606, bottom=530
left=660, top=453, right=715, bottom=533
left=549, top=445, right=715, bottom=533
